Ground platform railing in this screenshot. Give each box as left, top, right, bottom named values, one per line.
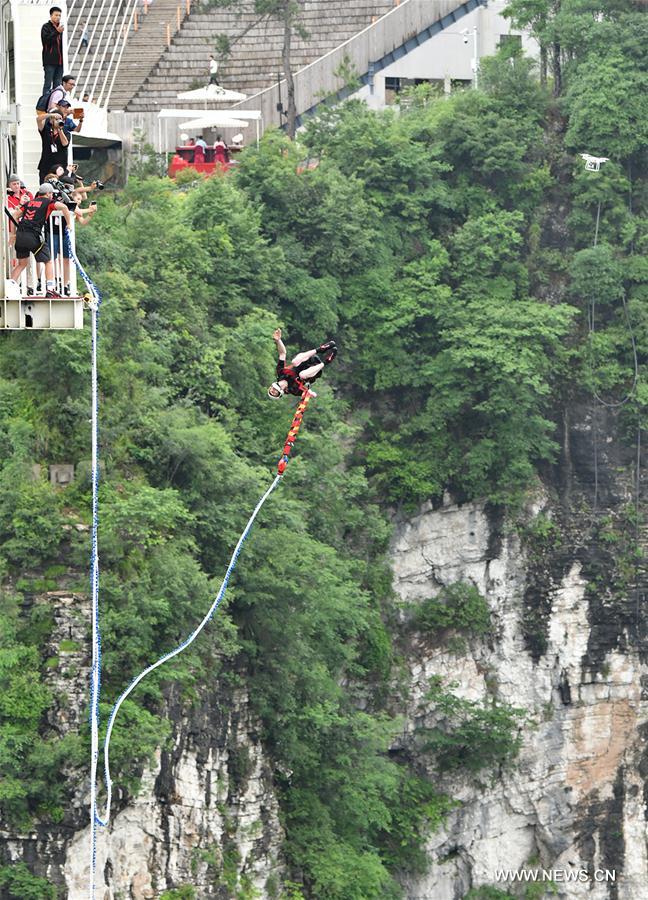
left=4, top=209, right=78, bottom=298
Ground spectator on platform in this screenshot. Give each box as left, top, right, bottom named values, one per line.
left=41, top=7, right=65, bottom=95
left=6, top=175, right=33, bottom=245
left=42, top=165, right=66, bottom=183
left=69, top=172, right=100, bottom=201
left=213, top=135, right=229, bottom=165
left=209, top=55, right=219, bottom=85
left=82, top=92, right=91, bottom=102
left=193, top=135, right=207, bottom=164
left=7, top=175, right=33, bottom=213
left=58, top=101, right=84, bottom=139
left=47, top=75, right=76, bottom=111
left=71, top=191, right=98, bottom=226
left=47, top=190, right=97, bottom=295
left=12, top=184, right=72, bottom=298
left=80, top=22, right=90, bottom=50
left=37, top=112, right=70, bottom=184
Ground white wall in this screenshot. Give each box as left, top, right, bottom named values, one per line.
left=357, top=1, right=537, bottom=109
left=12, top=0, right=70, bottom=191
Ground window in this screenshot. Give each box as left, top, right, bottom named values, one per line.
left=498, top=34, right=522, bottom=54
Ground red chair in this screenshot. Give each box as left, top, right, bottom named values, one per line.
left=214, top=143, right=229, bottom=165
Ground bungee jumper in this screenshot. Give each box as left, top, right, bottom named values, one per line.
left=268, top=328, right=337, bottom=399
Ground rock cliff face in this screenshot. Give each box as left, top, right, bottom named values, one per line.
left=1, top=592, right=284, bottom=900
left=64, top=684, right=284, bottom=899
left=391, top=407, right=648, bottom=900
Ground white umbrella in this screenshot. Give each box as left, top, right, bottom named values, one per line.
left=176, top=85, right=247, bottom=103
left=179, top=116, right=250, bottom=130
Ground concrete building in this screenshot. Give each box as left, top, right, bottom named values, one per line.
left=358, top=0, right=536, bottom=107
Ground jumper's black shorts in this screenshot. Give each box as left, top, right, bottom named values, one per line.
left=15, top=230, right=51, bottom=263
left=296, top=353, right=323, bottom=373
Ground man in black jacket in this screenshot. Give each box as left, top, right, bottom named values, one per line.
left=41, top=7, right=65, bottom=95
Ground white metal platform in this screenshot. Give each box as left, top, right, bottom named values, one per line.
left=0, top=296, right=86, bottom=329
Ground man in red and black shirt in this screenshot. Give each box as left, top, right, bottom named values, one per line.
left=41, top=6, right=65, bottom=95
left=12, top=184, right=72, bottom=298
left=268, top=328, right=337, bottom=399
left=6, top=174, right=33, bottom=234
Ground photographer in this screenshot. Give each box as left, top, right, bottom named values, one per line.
left=71, top=191, right=98, bottom=226
left=6, top=174, right=34, bottom=241
left=12, top=183, right=72, bottom=298
left=49, top=99, right=85, bottom=141
left=70, top=173, right=104, bottom=201
left=37, top=110, right=69, bottom=184
left=47, top=186, right=97, bottom=296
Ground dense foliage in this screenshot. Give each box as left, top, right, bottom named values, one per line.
left=1, top=0, right=647, bottom=895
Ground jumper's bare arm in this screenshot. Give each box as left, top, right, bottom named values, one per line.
left=273, top=328, right=287, bottom=361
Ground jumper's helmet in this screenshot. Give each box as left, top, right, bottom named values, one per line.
left=268, top=382, right=285, bottom=399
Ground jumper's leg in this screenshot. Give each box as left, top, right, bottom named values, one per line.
left=298, top=362, right=325, bottom=381
left=291, top=349, right=318, bottom=367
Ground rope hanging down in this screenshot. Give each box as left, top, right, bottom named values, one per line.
left=94, top=389, right=313, bottom=831
left=65, top=233, right=103, bottom=900
left=96, top=473, right=282, bottom=826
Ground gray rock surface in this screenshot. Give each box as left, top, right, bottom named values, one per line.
left=391, top=490, right=647, bottom=900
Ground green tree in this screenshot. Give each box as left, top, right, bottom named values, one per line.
left=208, top=0, right=309, bottom=136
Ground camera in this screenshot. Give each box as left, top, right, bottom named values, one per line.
left=94, top=181, right=105, bottom=191
left=49, top=179, right=77, bottom=210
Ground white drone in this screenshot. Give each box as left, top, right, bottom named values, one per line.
left=580, top=153, right=609, bottom=172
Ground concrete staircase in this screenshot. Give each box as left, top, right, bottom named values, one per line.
left=67, top=0, right=184, bottom=108
left=230, top=0, right=485, bottom=129
left=119, top=0, right=396, bottom=112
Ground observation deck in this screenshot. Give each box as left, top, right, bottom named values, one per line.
left=1, top=0, right=87, bottom=328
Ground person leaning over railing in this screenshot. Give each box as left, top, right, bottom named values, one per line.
left=48, top=186, right=97, bottom=296
left=65, top=168, right=103, bottom=201
left=11, top=184, right=72, bottom=299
